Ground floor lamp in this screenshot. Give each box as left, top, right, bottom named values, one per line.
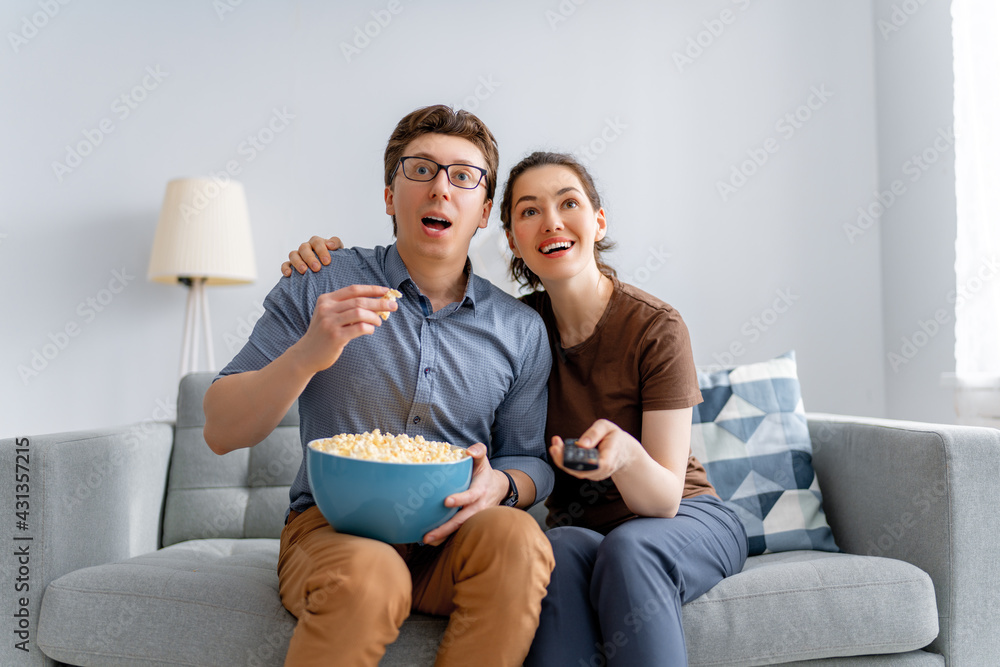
left=147, top=178, right=257, bottom=379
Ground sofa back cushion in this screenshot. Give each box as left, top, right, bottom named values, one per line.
left=693, top=351, right=838, bottom=556
left=162, top=372, right=301, bottom=547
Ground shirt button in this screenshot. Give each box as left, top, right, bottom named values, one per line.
left=413, top=416, right=421, bottom=424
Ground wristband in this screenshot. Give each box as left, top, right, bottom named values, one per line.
left=498, top=469, right=519, bottom=507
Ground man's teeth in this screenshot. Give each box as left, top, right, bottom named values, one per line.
left=423, top=216, right=451, bottom=229
left=541, top=241, right=573, bottom=254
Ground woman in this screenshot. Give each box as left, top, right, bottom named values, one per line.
left=283, top=152, right=748, bottom=666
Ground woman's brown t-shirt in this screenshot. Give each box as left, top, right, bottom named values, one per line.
left=521, top=279, right=717, bottom=534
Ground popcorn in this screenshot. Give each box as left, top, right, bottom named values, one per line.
left=377, top=289, right=402, bottom=321
left=310, top=430, right=468, bottom=463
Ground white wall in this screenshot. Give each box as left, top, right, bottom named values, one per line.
left=1, top=0, right=954, bottom=438
left=872, top=0, right=958, bottom=424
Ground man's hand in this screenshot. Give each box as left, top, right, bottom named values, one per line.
left=289, top=284, right=397, bottom=374
left=548, top=419, right=642, bottom=482
left=421, top=443, right=509, bottom=546
left=282, top=236, right=344, bottom=276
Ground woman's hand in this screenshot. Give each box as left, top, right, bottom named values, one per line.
left=552, top=411, right=691, bottom=518
left=549, top=419, right=643, bottom=482
left=281, top=236, right=345, bottom=276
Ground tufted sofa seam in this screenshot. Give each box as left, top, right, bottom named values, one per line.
left=45, top=583, right=289, bottom=619
left=167, top=485, right=293, bottom=490
left=687, top=574, right=932, bottom=606
left=120, top=560, right=279, bottom=573
left=693, top=639, right=936, bottom=667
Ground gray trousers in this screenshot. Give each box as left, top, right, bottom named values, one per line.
left=525, top=494, right=748, bottom=667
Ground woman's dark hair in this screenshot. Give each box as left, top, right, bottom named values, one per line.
left=499, top=151, right=616, bottom=290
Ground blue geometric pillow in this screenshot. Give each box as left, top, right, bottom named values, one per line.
left=692, top=351, right=838, bottom=556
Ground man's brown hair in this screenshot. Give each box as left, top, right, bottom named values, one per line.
left=384, top=105, right=499, bottom=235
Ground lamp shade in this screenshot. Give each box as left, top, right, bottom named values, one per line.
left=148, top=178, right=257, bottom=285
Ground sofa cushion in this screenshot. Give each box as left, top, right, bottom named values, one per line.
left=38, top=539, right=296, bottom=666
left=778, top=654, right=943, bottom=666
left=693, top=351, right=839, bottom=555
left=682, top=551, right=939, bottom=666
left=37, top=538, right=450, bottom=667
left=38, top=540, right=937, bottom=666
left=162, top=372, right=302, bottom=546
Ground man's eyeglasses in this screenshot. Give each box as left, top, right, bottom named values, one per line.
left=390, top=157, right=487, bottom=190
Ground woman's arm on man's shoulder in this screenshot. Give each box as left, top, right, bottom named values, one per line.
left=281, top=236, right=344, bottom=276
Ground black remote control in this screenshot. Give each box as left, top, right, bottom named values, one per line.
left=562, top=438, right=599, bottom=471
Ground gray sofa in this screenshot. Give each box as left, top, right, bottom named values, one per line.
left=3, top=372, right=999, bottom=666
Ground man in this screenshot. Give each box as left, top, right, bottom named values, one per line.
left=203, top=105, right=555, bottom=666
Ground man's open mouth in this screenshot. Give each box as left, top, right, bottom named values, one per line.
left=540, top=241, right=574, bottom=255
left=422, top=216, right=452, bottom=231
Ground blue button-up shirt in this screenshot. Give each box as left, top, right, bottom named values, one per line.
left=219, top=244, right=553, bottom=516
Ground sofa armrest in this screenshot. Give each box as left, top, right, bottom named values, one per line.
left=0, top=424, right=173, bottom=666
left=807, top=413, right=1000, bottom=666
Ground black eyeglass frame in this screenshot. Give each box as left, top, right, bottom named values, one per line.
left=389, top=157, right=488, bottom=190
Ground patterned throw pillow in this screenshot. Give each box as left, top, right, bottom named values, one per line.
left=691, top=351, right=838, bottom=556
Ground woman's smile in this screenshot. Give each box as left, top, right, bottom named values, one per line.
left=538, top=237, right=576, bottom=257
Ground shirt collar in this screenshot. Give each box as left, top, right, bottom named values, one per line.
left=385, top=243, right=479, bottom=313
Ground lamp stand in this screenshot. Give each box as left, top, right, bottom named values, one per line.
left=179, top=277, right=216, bottom=378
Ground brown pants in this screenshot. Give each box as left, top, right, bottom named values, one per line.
left=277, top=505, right=555, bottom=667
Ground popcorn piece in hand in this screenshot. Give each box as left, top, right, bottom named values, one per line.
left=378, top=289, right=402, bottom=321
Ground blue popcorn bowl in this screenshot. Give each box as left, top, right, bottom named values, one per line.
left=306, top=440, right=473, bottom=544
